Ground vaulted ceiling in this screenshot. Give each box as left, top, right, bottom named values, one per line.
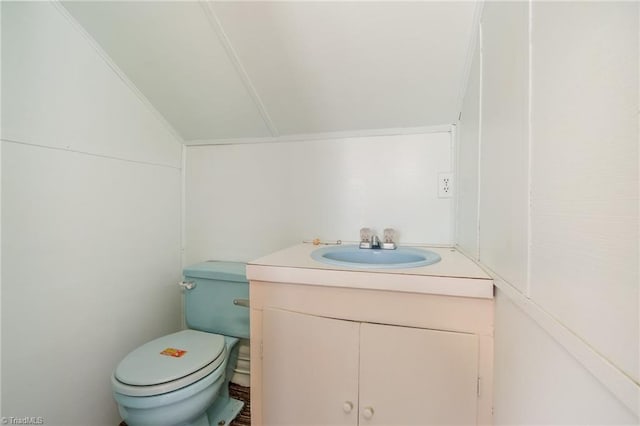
left=62, top=1, right=479, bottom=144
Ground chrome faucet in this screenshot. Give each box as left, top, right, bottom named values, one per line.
left=359, top=228, right=396, bottom=250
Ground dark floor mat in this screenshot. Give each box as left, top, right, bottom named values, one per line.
left=229, top=383, right=251, bottom=426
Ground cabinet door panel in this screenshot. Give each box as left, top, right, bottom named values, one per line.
left=262, top=308, right=360, bottom=426
left=359, top=323, right=478, bottom=425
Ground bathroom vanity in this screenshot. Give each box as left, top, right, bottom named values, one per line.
left=246, top=244, right=494, bottom=426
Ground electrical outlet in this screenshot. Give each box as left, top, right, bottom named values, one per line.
left=438, top=172, right=453, bottom=198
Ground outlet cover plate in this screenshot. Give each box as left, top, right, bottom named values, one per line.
left=438, top=172, right=453, bottom=198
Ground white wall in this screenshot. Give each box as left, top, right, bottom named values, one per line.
left=455, top=36, right=480, bottom=259
left=457, top=1, right=639, bottom=423
left=1, top=3, right=183, bottom=425
left=530, top=1, right=638, bottom=385
left=478, top=1, right=530, bottom=293
left=186, top=132, right=453, bottom=263
left=494, top=292, right=637, bottom=425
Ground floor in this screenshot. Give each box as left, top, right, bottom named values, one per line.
left=229, top=383, right=251, bottom=426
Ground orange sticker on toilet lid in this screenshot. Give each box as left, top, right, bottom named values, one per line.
left=160, top=348, right=187, bottom=358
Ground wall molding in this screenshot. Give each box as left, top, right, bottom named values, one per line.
left=199, top=1, right=279, bottom=137
left=454, top=0, right=484, bottom=121
left=456, top=244, right=640, bottom=418
left=186, top=124, right=454, bottom=146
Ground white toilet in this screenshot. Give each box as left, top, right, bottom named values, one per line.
left=111, top=261, right=249, bottom=426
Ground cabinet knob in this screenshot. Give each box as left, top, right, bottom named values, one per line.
left=362, top=406, right=375, bottom=419
left=342, top=401, right=354, bottom=413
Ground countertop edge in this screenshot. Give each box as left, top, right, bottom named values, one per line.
left=246, top=264, right=494, bottom=299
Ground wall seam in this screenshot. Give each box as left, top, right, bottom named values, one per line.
left=199, top=1, right=279, bottom=137
left=526, top=0, right=533, bottom=299
left=450, top=125, right=458, bottom=246
left=453, top=1, right=485, bottom=121
left=185, top=124, right=454, bottom=146
left=0, top=2, right=3, bottom=417
left=1, top=138, right=181, bottom=170
left=476, top=22, right=483, bottom=261
left=637, top=0, right=640, bottom=391
left=51, top=1, right=186, bottom=147
left=180, top=144, right=187, bottom=330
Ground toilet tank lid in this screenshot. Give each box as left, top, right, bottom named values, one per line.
left=183, top=261, right=247, bottom=282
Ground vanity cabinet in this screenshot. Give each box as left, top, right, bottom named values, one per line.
left=262, top=308, right=479, bottom=426
left=262, top=308, right=359, bottom=426
left=248, top=280, right=494, bottom=426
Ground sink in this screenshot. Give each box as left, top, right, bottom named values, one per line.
left=311, top=245, right=441, bottom=269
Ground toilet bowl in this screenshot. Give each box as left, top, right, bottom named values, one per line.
left=111, top=262, right=249, bottom=426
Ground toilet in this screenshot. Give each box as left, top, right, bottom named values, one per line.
left=111, top=261, right=250, bottom=426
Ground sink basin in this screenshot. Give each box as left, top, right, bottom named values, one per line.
left=311, top=245, right=441, bottom=269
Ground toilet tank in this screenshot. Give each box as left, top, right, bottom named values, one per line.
left=182, top=261, right=249, bottom=339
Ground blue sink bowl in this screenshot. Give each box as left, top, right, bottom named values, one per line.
left=311, top=245, right=441, bottom=269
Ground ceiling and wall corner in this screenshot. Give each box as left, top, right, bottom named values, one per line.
left=60, top=1, right=480, bottom=145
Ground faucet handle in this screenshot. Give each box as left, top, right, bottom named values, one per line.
left=382, top=228, right=397, bottom=250
left=359, top=227, right=373, bottom=249
left=383, top=228, right=396, bottom=243
left=360, top=227, right=372, bottom=242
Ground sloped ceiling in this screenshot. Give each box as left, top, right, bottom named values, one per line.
left=62, top=1, right=478, bottom=144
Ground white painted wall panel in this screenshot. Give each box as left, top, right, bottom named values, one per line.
left=186, top=133, right=453, bottom=263
left=2, top=143, right=182, bottom=425
left=1, top=2, right=182, bottom=167
left=530, top=1, right=639, bottom=382
left=456, top=35, right=481, bottom=259
left=478, top=2, right=530, bottom=291
left=493, top=291, right=638, bottom=424
left=457, top=0, right=640, bottom=419
left=1, top=3, right=183, bottom=424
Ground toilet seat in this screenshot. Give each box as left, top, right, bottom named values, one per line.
left=112, top=330, right=226, bottom=397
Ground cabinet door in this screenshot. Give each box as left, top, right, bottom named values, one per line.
left=359, top=323, right=478, bottom=425
left=262, top=308, right=360, bottom=426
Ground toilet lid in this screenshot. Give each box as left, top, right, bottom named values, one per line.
left=115, top=330, right=225, bottom=387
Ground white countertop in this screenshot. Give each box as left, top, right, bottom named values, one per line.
left=247, top=244, right=494, bottom=299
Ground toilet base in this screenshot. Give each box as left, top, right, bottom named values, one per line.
left=206, top=397, right=244, bottom=426
left=118, top=396, right=243, bottom=426
left=206, top=336, right=244, bottom=426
